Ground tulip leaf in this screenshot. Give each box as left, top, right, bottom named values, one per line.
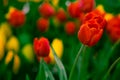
left=42, top=61, right=55, bottom=80
left=51, top=46, right=67, bottom=80
left=26, top=74, right=30, bottom=80
left=36, top=59, right=46, bottom=80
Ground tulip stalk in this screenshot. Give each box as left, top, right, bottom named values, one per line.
left=69, top=44, right=86, bottom=80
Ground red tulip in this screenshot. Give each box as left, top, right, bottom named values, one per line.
left=56, top=8, right=67, bottom=22
left=78, top=20, right=103, bottom=46
left=83, top=11, right=106, bottom=28
left=37, top=18, right=49, bottom=32
left=8, top=9, right=25, bottom=27
left=106, top=16, right=120, bottom=42
left=78, top=11, right=106, bottom=46
left=39, top=2, right=55, bottom=18
left=79, top=0, right=95, bottom=13
left=33, top=37, right=50, bottom=57
left=68, top=1, right=82, bottom=18
left=65, top=21, right=76, bottom=35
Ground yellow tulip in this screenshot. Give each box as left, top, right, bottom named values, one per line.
left=22, top=44, right=35, bottom=63
left=49, top=38, right=63, bottom=63
left=6, top=36, right=20, bottom=53
left=96, top=4, right=105, bottom=15
left=13, top=54, right=21, bottom=74
left=0, top=22, right=12, bottom=38
left=104, top=13, right=114, bottom=21
left=5, top=51, right=14, bottom=65
left=0, top=30, right=6, bottom=60
left=52, top=0, right=59, bottom=7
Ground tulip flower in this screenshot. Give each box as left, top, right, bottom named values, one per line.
left=79, top=0, right=95, bottom=13
left=68, top=1, right=82, bottom=18
left=78, top=11, right=106, bottom=46
left=6, top=7, right=25, bottom=27
left=37, top=18, right=49, bottom=32
left=33, top=37, right=50, bottom=57
left=106, top=16, right=120, bottom=42
left=65, top=21, right=76, bottom=35
left=39, top=2, right=55, bottom=18
left=56, top=8, right=67, bottom=22
left=83, top=11, right=106, bottom=28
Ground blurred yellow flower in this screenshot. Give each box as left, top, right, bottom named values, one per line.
left=0, top=22, right=12, bottom=38
left=52, top=0, right=59, bottom=7
left=5, top=6, right=16, bottom=19
left=13, top=54, right=21, bottom=74
left=96, top=4, right=105, bottom=15
left=0, top=30, right=6, bottom=60
left=104, top=13, right=114, bottom=21
left=6, top=36, right=20, bottom=53
left=22, top=44, right=35, bottom=63
left=5, top=51, right=14, bottom=65
left=49, top=38, right=63, bottom=63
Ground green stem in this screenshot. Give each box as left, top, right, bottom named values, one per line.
left=103, top=57, right=120, bottom=80
left=69, top=44, right=85, bottom=80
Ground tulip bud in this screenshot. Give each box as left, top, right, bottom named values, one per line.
left=78, top=11, right=106, bottom=46
left=65, top=21, right=76, bottom=35
left=68, top=1, right=82, bottom=18
left=79, top=0, right=95, bottom=13
left=33, top=37, right=50, bottom=57
left=56, top=8, right=67, bottom=22
left=39, top=2, right=55, bottom=18
left=37, top=18, right=49, bottom=32
left=78, top=21, right=103, bottom=46
left=6, top=7, right=25, bottom=27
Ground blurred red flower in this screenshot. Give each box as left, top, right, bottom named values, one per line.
left=68, top=1, right=82, bottom=18
left=37, top=18, right=49, bottom=32
left=79, top=0, right=95, bottom=13
left=8, top=9, right=25, bottom=27
left=39, top=2, right=55, bottom=18
left=65, top=21, right=76, bottom=35
left=33, top=37, right=50, bottom=57
left=106, top=16, right=120, bottom=42
left=56, top=8, right=67, bottom=22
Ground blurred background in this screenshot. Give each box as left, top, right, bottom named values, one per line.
left=0, top=0, right=120, bottom=80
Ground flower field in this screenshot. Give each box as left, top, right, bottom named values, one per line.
left=0, top=0, right=120, bottom=80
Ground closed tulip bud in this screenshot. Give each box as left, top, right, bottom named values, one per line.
left=39, top=2, right=55, bottom=18
left=65, top=21, right=76, bottom=35
left=78, top=20, right=103, bottom=46
left=56, top=8, right=67, bottom=22
left=68, top=1, right=82, bottom=18
left=33, top=37, right=50, bottom=57
left=6, top=7, right=25, bottom=27
left=37, top=18, right=49, bottom=32
left=78, top=10, right=106, bottom=46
